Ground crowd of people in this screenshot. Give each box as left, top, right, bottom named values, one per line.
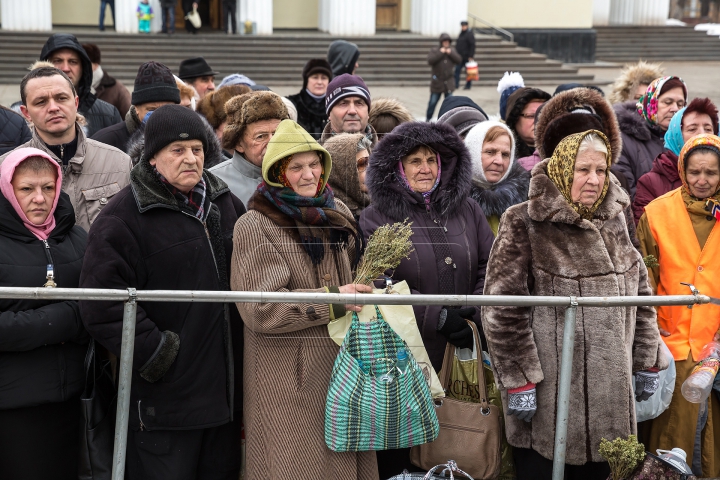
left=0, top=29, right=719, bottom=480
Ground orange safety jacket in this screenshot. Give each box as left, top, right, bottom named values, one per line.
left=646, top=189, right=720, bottom=361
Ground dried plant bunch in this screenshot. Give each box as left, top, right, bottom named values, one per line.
left=599, top=435, right=646, bottom=480
left=354, top=219, right=415, bottom=285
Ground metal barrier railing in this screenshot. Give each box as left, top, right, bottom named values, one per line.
left=0, top=286, right=708, bottom=480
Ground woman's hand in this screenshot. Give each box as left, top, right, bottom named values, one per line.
left=659, top=328, right=671, bottom=337
left=338, top=284, right=373, bottom=312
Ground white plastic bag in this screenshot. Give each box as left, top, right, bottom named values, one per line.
left=635, top=340, right=676, bottom=422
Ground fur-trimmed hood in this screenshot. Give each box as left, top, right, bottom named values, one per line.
left=535, top=87, right=622, bottom=164
left=469, top=161, right=529, bottom=218
left=608, top=61, right=664, bottom=105
left=614, top=101, right=662, bottom=143
left=126, top=114, right=227, bottom=169
left=366, top=121, right=472, bottom=221
left=368, top=97, right=414, bottom=128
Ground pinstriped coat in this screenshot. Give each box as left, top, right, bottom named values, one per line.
left=230, top=191, right=378, bottom=480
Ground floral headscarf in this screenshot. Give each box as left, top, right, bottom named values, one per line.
left=678, top=134, right=720, bottom=219
left=636, top=76, right=687, bottom=126
left=546, top=130, right=612, bottom=220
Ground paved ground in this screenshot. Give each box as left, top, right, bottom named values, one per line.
left=3, top=61, right=719, bottom=120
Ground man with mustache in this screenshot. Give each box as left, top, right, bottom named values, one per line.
left=0, top=66, right=131, bottom=232
left=319, top=74, right=378, bottom=146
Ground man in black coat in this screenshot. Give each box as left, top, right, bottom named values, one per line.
left=41, top=34, right=122, bottom=137
left=0, top=107, right=31, bottom=155
left=79, top=105, right=245, bottom=479
left=455, top=21, right=476, bottom=91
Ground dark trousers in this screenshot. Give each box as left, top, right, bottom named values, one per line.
left=161, top=6, right=175, bottom=33
left=223, top=2, right=237, bottom=33
left=0, top=399, right=81, bottom=480
left=126, top=421, right=241, bottom=480
left=514, top=447, right=611, bottom=480
left=454, top=63, right=472, bottom=89
left=426, top=91, right=452, bottom=121
left=99, top=0, right=115, bottom=30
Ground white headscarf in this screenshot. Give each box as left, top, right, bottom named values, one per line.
left=464, top=120, right=516, bottom=188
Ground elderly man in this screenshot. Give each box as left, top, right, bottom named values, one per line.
left=0, top=66, right=131, bottom=232
left=209, top=91, right=289, bottom=205
left=92, top=61, right=180, bottom=153
left=179, top=57, right=219, bottom=99
left=79, top=105, right=245, bottom=480
left=319, top=73, right=377, bottom=145
left=41, top=33, right=122, bottom=136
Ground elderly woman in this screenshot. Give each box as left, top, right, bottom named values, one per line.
left=324, top=133, right=371, bottom=218
left=359, top=121, right=494, bottom=478
left=636, top=134, right=720, bottom=476
left=483, top=130, right=667, bottom=480
left=0, top=148, right=87, bottom=479
left=231, top=119, right=378, bottom=479
left=464, top=120, right=530, bottom=235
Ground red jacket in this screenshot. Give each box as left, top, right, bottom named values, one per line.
left=632, top=150, right=681, bottom=224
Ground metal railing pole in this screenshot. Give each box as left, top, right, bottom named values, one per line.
left=111, top=289, right=137, bottom=480
left=552, top=298, right=578, bottom=480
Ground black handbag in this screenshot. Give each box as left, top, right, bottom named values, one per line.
left=78, top=340, right=118, bottom=480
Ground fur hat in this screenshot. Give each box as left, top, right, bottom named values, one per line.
left=608, top=61, right=664, bottom=105
left=222, top=91, right=289, bottom=150
left=196, top=84, right=251, bottom=130
left=497, top=71, right=525, bottom=120
left=302, top=59, right=333, bottom=89
left=368, top=97, right=414, bottom=138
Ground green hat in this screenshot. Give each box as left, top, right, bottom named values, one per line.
left=262, top=119, right=332, bottom=188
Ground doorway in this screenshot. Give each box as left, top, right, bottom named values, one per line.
left=175, top=0, right=223, bottom=32
left=376, top=0, right=401, bottom=31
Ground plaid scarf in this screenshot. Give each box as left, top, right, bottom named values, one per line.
left=155, top=168, right=211, bottom=221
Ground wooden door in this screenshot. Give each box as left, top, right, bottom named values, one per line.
left=376, top=0, right=401, bottom=31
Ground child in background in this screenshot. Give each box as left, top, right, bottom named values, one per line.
left=137, top=0, right=153, bottom=33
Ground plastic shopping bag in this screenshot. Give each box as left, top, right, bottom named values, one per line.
left=465, top=61, right=479, bottom=81
left=635, top=340, right=676, bottom=422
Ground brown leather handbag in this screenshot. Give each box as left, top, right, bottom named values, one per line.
left=409, top=321, right=502, bottom=480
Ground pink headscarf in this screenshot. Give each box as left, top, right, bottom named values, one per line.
left=0, top=147, right=62, bottom=240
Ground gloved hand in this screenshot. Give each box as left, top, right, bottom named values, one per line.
left=438, top=307, right=475, bottom=349
left=508, top=386, right=537, bottom=422
left=635, top=370, right=660, bottom=402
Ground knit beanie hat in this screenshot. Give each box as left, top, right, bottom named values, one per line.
left=497, top=71, right=525, bottom=120
left=142, top=105, right=208, bottom=163
left=302, top=59, right=333, bottom=89
left=325, top=74, right=371, bottom=115
left=222, top=91, right=289, bottom=150
left=132, top=61, right=181, bottom=106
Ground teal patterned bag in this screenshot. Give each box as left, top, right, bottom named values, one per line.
left=324, top=306, right=439, bottom=452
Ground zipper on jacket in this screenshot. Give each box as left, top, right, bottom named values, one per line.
left=138, top=400, right=146, bottom=431
left=41, top=240, right=57, bottom=288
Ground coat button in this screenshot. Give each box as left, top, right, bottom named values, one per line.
left=100, top=197, right=108, bottom=205
left=324, top=273, right=331, bottom=281
left=306, top=307, right=316, bottom=316
left=445, top=257, right=452, bottom=265
left=698, top=266, right=704, bottom=272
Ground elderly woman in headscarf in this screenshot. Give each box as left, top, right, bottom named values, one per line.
left=482, top=130, right=667, bottom=480
left=464, top=120, right=530, bottom=235
left=230, top=119, right=378, bottom=480
left=324, top=133, right=371, bottom=218
left=636, top=134, right=720, bottom=477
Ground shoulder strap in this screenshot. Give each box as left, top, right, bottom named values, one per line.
left=438, top=320, right=489, bottom=408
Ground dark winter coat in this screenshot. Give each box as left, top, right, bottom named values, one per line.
left=613, top=101, right=665, bottom=199
left=427, top=34, right=462, bottom=94
left=90, top=105, right=142, bottom=153
left=95, top=70, right=131, bottom=119
left=359, top=122, right=494, bottom=370
left=0, top=190, right=88, bottom=410
left=632, top=150, right=681, bottom=224
left=482, top=159, right=666, bottom=465
left=78, top=161, right=246, bottom=430
left=286, top=89, right=328, bottom=141
left=40, top=34, right=122, bottom=137
left=469, top=162, right=530, bottom=226
left=0, top=107, right=31, bottom=156
left=455, top=29, right=476, bottom=62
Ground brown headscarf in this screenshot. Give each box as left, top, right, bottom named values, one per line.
left=677, top=133, right=720, bottom=220
left=323, top=133, right=371, bottom=217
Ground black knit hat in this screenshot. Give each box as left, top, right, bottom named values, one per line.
left=302, top=59, right=333, bottom=89
left=142, top=105, right=208, bottom=163
left=132, top=61, right=181, bottom=106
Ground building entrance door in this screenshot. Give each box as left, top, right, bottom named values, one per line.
left=376, top=0, right=401, bottom=30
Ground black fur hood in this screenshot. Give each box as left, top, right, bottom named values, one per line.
left=365, top=121, right=472, bottom=221
left=469, top=161, right=530, bottom=218
left=614, top=101, right=662, bottom=143
left=126, top=114, right=227, bottom=169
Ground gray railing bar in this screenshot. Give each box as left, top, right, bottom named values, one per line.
left=467, top=13, right=514, bottom=43
left=552, top=298, right=578, bottom=480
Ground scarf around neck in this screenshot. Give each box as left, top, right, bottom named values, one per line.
left=396, top=153, right=442, bottom=206
left=155, top=167, right=211, bottom=221
left=546, top=130, right=612, bottom=221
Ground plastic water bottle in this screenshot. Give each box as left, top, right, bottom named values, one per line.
left=396, top=349, right=409, bottom=375
left=681, top=341, right=720, bottom=403
left=656, top=448, right=693, bottom=474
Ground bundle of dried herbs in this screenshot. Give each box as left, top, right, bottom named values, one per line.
left=354, top=220, right=415, bottom=285
left=599, top=435, right=646, bottom=480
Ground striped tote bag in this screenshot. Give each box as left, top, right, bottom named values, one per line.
left=324, top=307, right=439, bottom=452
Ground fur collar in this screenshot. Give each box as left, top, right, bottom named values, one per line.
left=614, top=101, right=662, bottom=142
left=528, top=159, right=629, bottom=229
left=130, top=159, right=229, bottom=213
left=366, top=121, right=472, bottom=221
left=247, top=189, right=296, bottom=231
left=470, top=162, right=530, bottom=217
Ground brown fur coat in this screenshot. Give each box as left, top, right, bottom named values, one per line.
left=481, top=159, right=667, bottom=465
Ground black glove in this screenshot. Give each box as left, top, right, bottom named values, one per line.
left=438, top=307, right=475, bottom=349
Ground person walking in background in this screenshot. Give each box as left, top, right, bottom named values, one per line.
left=286, top=59, right=333, bottom=140
left=99, top=0, right=115, bottom=31
left=82, top=43, right=131, bottom=118
left=183, top=0, right=200, bottom=34
left=636, top=134, right=720, bottom=477
left=137, top=0, right=154, bottom=33
left=425, top=33, right=461, bottom=120
left=0, top=148, right=88, bottom=480
left=609, top=60, right=665, bottom=105
left=455, top=21, right=476, bottom=91
left=159, top=0, right=176, bottom=34
left=222, top=0, right=236, bottom=34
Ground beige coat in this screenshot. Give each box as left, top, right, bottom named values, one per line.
left=231, top=192, right=378, bottom=479
left=0, top=124, right=132, bottom=231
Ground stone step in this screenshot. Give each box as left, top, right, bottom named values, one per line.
left=595, top=26, right=720, bottom=61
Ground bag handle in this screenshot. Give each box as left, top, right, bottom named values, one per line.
left=83, top=339, right=96, bottom=393
left=423, top=460, right=475, bottom=480
left=438, top=320, right=490, bottom=409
